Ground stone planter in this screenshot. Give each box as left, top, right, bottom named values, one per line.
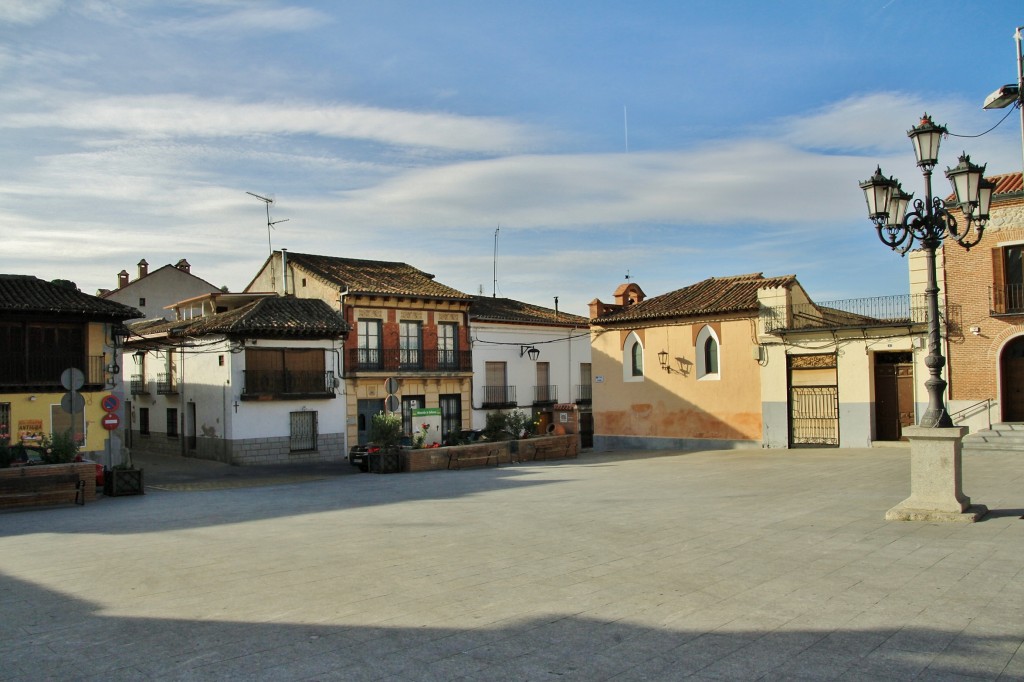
left=107, top=467, right=145, bottom=496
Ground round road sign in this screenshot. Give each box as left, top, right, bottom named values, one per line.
left=101, top=394, right=120, bottom=412
left=101, top=413, right=121, bottom=431
left=60, top=367, right=85, bottom=391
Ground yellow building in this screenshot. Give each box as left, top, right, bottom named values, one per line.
left=1, top=275, right=141, bottom=464
left=589, top=273, right=797, bottom=451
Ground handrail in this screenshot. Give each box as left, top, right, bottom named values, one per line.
left=949, top=398, right=993, bottom=429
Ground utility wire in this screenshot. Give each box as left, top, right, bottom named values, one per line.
left=948, top=103, right=1019, bottom=138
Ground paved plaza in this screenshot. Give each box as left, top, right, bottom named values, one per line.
left=2, top=446, right=1023, bottom=681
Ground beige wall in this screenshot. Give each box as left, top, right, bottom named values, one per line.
left=591, top=315, right=763, bottom=444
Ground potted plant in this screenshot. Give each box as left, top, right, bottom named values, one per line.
left=368, top=412, right=403, bottom=473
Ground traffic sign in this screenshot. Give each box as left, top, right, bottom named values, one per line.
left=101, top=413, right=120, bottom=431
left=61, top=391, right=85, bottom=414
left=61, top=367, right=85, bottom=391
left=385, top=395, right=400, bottom=413
left=101, top=394, right=120, bottom=412
left=384, top=377, right=400, bottom=395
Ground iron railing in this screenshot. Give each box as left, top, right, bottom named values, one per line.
left=157, top=373, right=178, bottom=395
left=242, top=370, right=336, bottom=398
left=991, top=284, right=1024, bottom=315
left=130, top=375, right=149, bottom=395
left=481, top=385, right=516, bottom=407
left=762, top=294, right=960, bottom=335
left=534, top=385, right=557, bottom=403
left=0, top=355, right=104, bottom=389
left=576, top=384, right=592, bottom=403
left=346, top=348, right=472, bottom=373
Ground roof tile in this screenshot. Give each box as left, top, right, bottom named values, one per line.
left=0, top=275, right=142, bottom=320
left=284, top=252, right=471, bottom=300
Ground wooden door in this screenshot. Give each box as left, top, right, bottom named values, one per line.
left=874, top=353, right=914, bottom=441
left=1001, top=337, right=1024, bottom=421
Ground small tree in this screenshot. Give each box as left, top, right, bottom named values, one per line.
left=369, top=412, right=403, bottom=449
left=504, top=410, right=533, bottom=439
left=40, top=431, right=80, bottom=464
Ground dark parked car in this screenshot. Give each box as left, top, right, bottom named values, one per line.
left=443, top=429, right=484, bottom=446
left=348, top=443, right=380, bottom=472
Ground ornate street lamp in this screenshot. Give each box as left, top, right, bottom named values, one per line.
left=859, top=114, right=991, bottom=428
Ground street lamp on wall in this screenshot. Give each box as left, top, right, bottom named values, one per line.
left=111, top=325, right=130, bottom=349
left=520, top=345, right=540, bottom=361
left=859, top=114, right=990, bottom=428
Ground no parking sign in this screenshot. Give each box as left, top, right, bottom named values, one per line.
left=101, top=394, right=120, bottom=412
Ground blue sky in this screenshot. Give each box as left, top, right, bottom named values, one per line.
left=2, top=1, right=1022, bottom=316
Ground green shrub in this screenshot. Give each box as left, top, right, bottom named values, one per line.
left=369, top=412, right=404, bottom=448
left=39, top=431, right=79, bottom=464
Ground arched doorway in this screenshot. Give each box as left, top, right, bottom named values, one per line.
left=1000, top=336, right=1024, bottom=422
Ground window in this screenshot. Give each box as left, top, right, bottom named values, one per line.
left=139, top=297, right=146, bottom=307
left=400, top=321, right=422, bottom=369
left=218, top=355, right=225, bottom=367
left=578, top=363, right=592, bottom=402
left=357, top=319, right=382, bottom=368
left=0, top=403, right=10, bottom=444
left=536, top=362, right=553, bottom=402
left=51, top=404, right=85, bottom=445
left=623, top=332, right=644, bottom=382
left=139, top=407, right=150, bottom=435
left=440, top=394, right=461, bottom=440
left=484, top=361, right=513, bottom=404
left=401, top=395, right=425, bottom=436
left=695, top=325, right=721, bottom=380
left=994, top=244, right=1024, bottom=313
left=438, top=323, right=458, bottom=369
left=167, top=408, right=178, bottom=438
left=290, top=411, right=318, bottom=452
left=0, top=322, right=87, bottom=387
left=244, top=348, right=328, bottom=396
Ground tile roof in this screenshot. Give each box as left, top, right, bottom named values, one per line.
left=470, top=296, right=589, bottom=327
left=131, top=297, right=347, bottom=339
left=0, top=275, right=142, bottom=320
left=281, top=252, right=471, bottom=300
left=593, top=272, right=797, bottom=324
left=988, top=171, right=1023, bottom=196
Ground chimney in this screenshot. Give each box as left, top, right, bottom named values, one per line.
left=138, top=259, right=149, bottom=279
left=175, top=259, right=191, bottom=273
left=117, top=270, right=129, bottom=289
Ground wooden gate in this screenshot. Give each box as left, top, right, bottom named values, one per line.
left=874, top=353, right=914, bottom=441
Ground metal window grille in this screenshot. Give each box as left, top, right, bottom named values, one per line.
left=290, top=411, right=318, bottom=452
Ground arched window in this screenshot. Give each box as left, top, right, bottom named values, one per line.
left=695, top=325, right=720, bottom=380
left=623, top=332, right=644, bottom=382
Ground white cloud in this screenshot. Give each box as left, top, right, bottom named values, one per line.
left=0, top=0, right=63, bottom=24
left=169, top=5, right=330, bottom=34
left=0, top=92, right=541, bottom=153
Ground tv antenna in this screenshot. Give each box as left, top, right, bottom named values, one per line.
left=492, top=226, right=499, bottom=298
left=246, top=192, right=289, bottom=257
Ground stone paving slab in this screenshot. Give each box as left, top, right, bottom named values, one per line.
left=1, top=447, right=1022, bottom=680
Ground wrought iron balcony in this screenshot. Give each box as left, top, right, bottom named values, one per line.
left=157, top=373, right=178, bottom=395
left=533, top=385, right=557, bottom=403
left=0, top=355, right=104, bottom=390
left=130, top=375, right=149, bottom=395
left=575, top=384, right=592, bottom=404
left=991, top=284, right=1024, bottom=315
left=481, top=385, right=516, bottom=408
left=762, top=294, right=960, bottom=335
left=346, top=348, right=472, bottom=374
left=241, top=370, right=336, bottom=400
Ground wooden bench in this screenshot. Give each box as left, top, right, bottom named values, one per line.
left=448, top=447, right=501, bottom=470
left=523, top=437, right=576, bottom=462
left=0, top=472, right=85, bottom=506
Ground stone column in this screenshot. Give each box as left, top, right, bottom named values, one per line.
left=885, top=426, right=987, bottom=522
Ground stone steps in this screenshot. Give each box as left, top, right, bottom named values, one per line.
left=962, top=423, right=1024, bottom=455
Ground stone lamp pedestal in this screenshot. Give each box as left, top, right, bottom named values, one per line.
left=885, top=426, right=987, bottom=522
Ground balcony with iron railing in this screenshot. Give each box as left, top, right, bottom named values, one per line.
left=991, top=284, right=1024, bottom=316
left=130, top=375, right=149, bottom=395
left=157, top=373, right=178, bottom=395
left=575, top=384, right=592, bottom=404
left=481, top=385, right=516, bottom=408
left=533, top=385, right=557, bottom=404
left=346, top=348, right=472, bottom=375
left=241, top=370, right=336, bottom=400
left=762, top=294, right=960, bottom=335
left=0, top=355, right=104, bottom=390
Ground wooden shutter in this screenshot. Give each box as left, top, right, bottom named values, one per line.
left=992, top=246, right=1006, bottom=314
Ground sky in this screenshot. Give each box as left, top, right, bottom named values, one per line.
left=2, top=1, right=1022, bottom=317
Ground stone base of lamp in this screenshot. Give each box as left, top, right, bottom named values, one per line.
left=885, top=426, right=987, bottom=522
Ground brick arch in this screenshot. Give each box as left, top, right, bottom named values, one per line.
left=988, top=325, right=1024, bottom=360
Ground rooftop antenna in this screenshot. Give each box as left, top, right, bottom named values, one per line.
left=624, top=269, right=631, bottom=281
left=492, top=226, right=499, bottom=298
left=247, top=191, right=288, bottom=290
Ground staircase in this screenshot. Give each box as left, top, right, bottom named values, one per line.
left=961, top=423, right=1024, bottom=455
